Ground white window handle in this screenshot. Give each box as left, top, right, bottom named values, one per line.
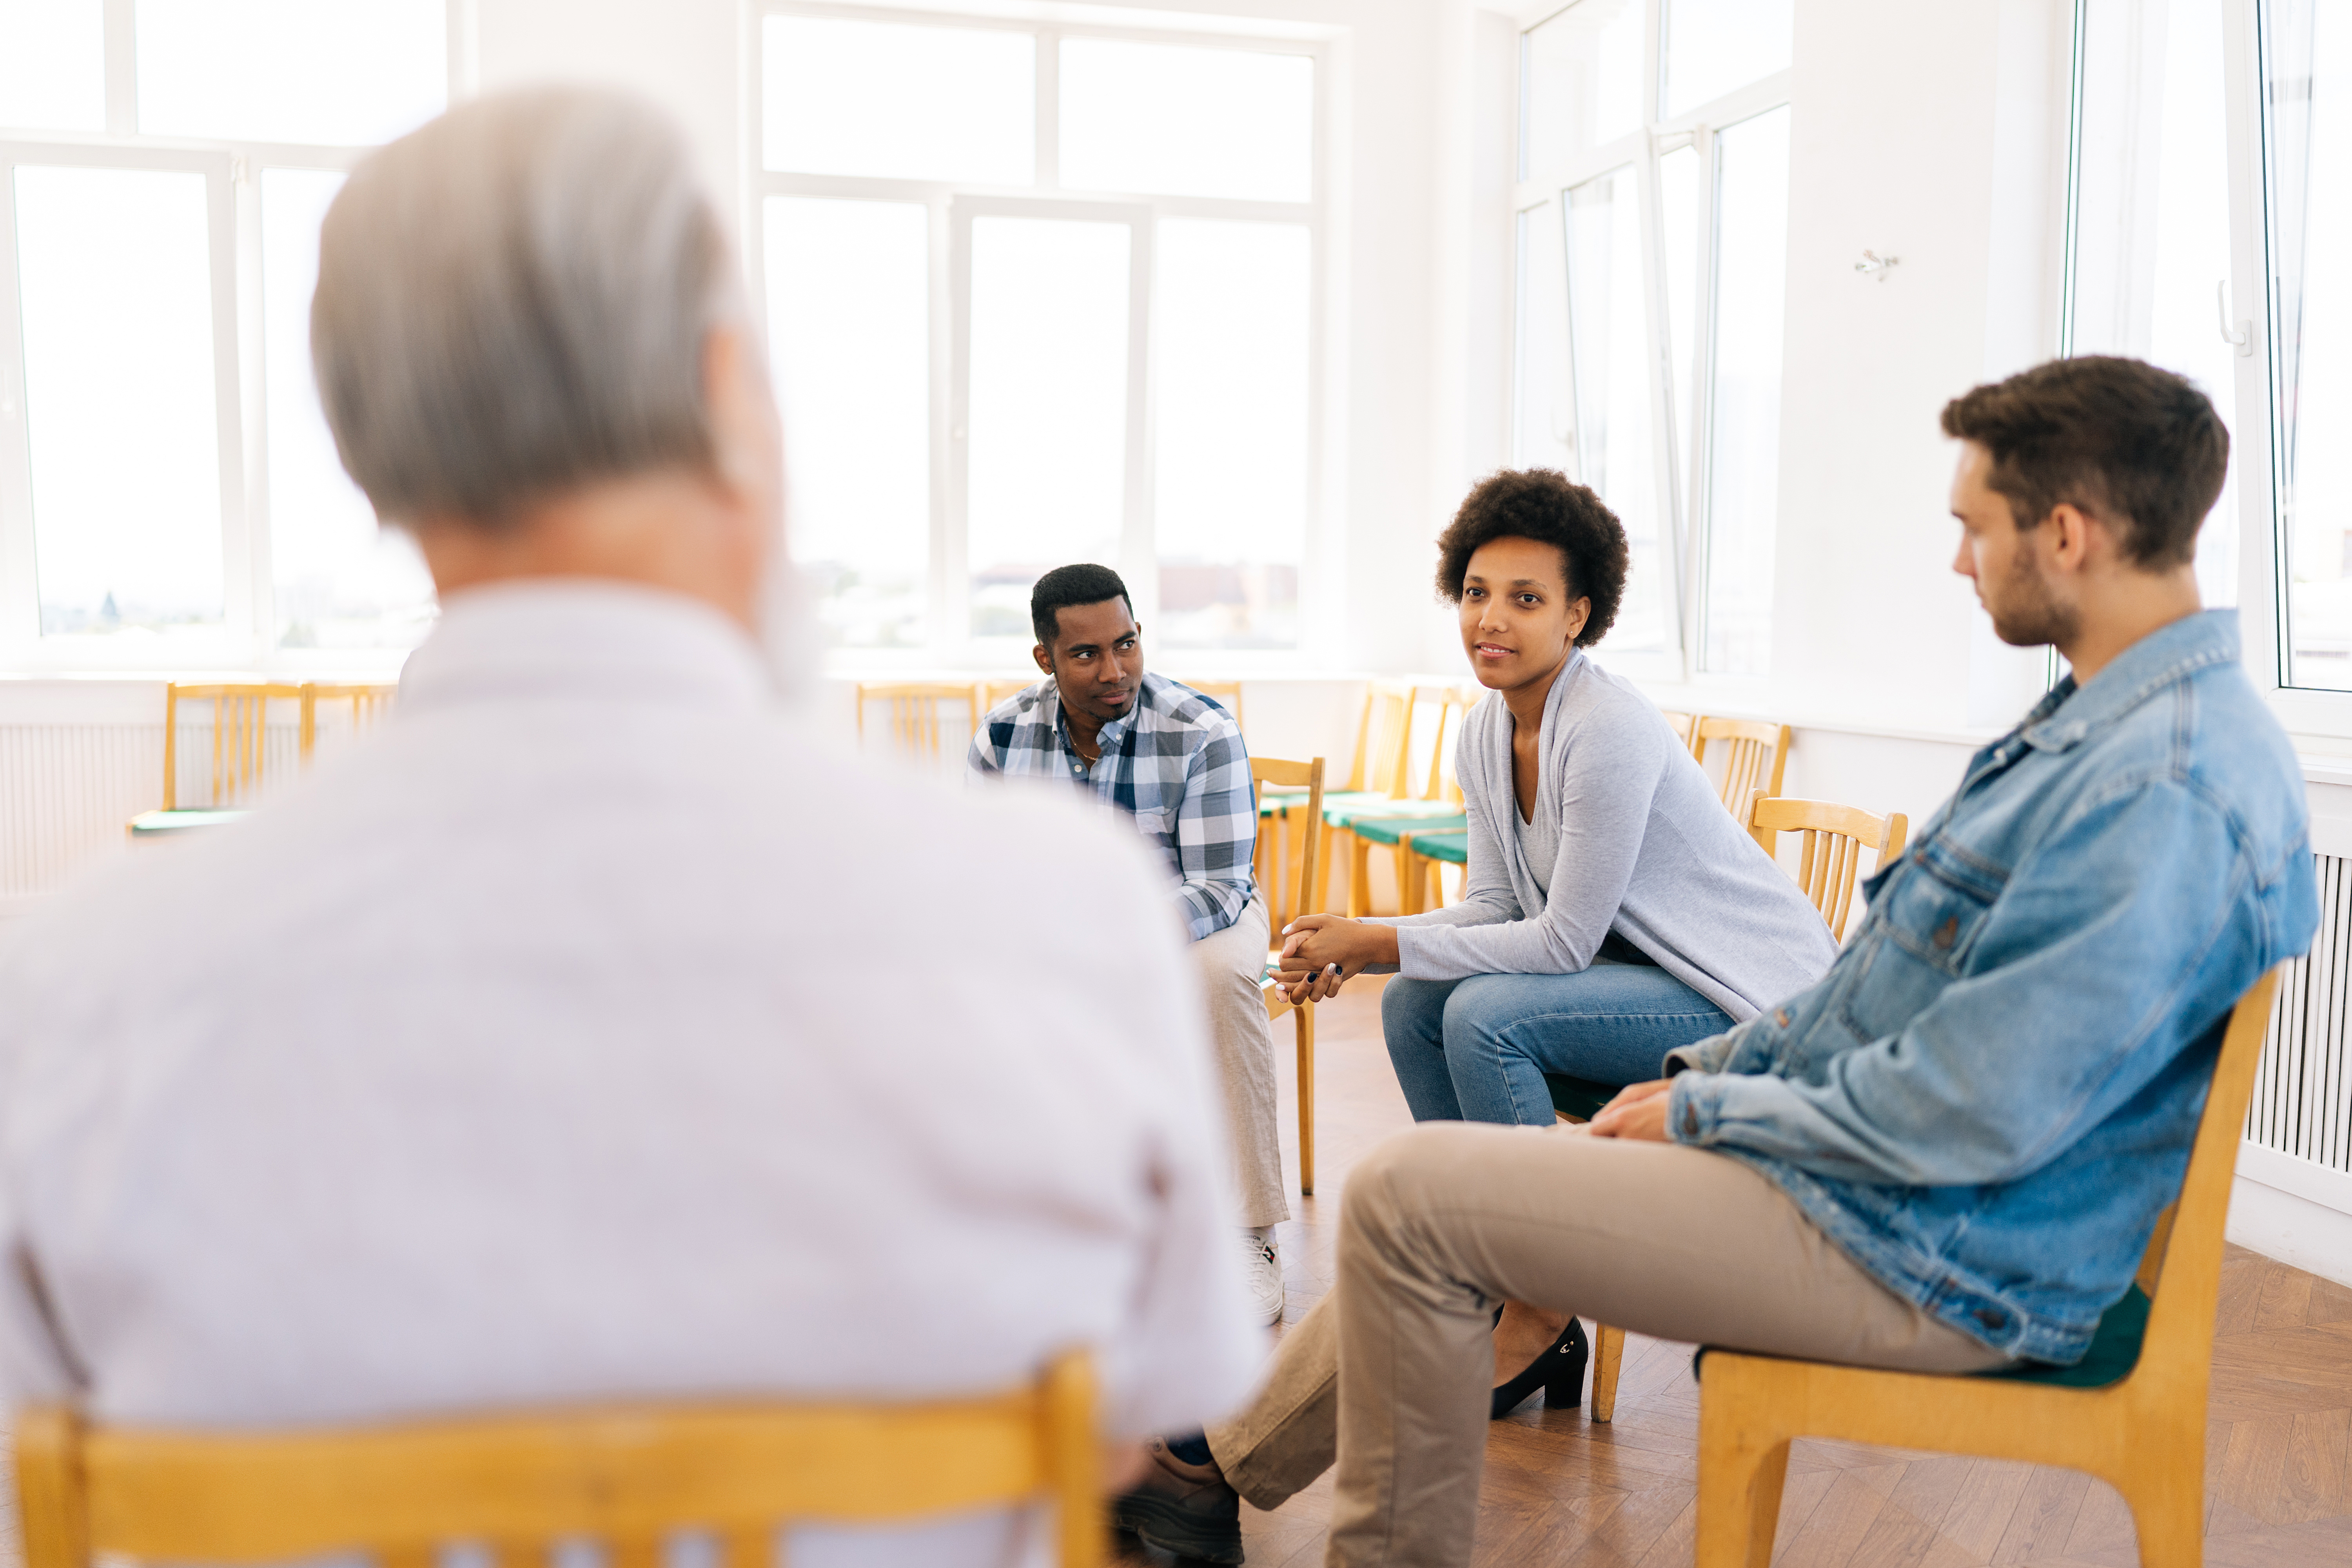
left=2218, top=280, right=2252, bottom=357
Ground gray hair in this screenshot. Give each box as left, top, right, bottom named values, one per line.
left=312, top=87, right=741, bottom=529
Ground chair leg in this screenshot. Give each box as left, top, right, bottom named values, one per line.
left=1313, top=822, right=1336, bottom=915
left=1394, top=842, right=1419, bottom=916
left=1295, top=1004, right=1316, bottom=1196
left=1590, top=1323, right=1625, bottom=1422
left=1347, top=833, right=1372, bottom=918
left=2116, top=1430, right=2207, bottom=1568
left=1696, top=1438, right=1790, bottom=1568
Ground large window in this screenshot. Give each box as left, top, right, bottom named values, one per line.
left=0, top=0, right=448, bottom=666
left=2066, top=0, right=2352, bottom=714
left=1512, top=0, right=1793, bottom=680
left=755, top=7, right=1322, bottom=655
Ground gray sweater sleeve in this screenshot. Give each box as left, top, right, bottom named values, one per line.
left=1383, top=707, right=1665, bottom=980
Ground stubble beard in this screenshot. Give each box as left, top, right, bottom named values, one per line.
left=1989, top=548, right=2080, bottom=651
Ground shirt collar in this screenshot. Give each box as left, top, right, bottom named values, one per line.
left=2020, top=609, right=2241, bottom=753
left=397, top=580, right=770, bottom=715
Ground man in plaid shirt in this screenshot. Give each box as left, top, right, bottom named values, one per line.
left=969, top=563, right=1290, bottom=1326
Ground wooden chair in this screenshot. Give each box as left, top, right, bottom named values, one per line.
left=1693, top=966, right=2285, bottom=1568
left=1254, top=756, right=1326, bottom=1196
left=1396, top=827, right=1469, bottom=917
left=1326, top=684, right=1470, bottom=917
left=129, top=683, right=305, bottom=840
left=1552, top=788, right=1913, bottom=1421
left=16, top=1349, right=1105, bottom=1568
left=1692, top=717, right=1790, bottom=816
left=855, top=682, right=980, bottom=761
left=1661, top=709, right=1700, bottom=755
left=1742, top=791, right=1909, bottom=942
left=1345, top=688, right=1477, bottom=916
left=1268, top=681, right=1412, bottom=916
left=300, top=681, right=397, bottom=762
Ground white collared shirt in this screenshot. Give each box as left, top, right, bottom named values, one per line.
left=0, top=582, right=1259, bottom=1566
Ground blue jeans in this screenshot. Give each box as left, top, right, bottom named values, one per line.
left=1381, top=960, right=1734, bottom=1126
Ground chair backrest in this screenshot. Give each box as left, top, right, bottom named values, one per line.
left=162, top=683, right=307, bottom=811
left=2132, top=967, right=2284, bottom=1371
left=1744, top=791, right=1910, bottom=943
left=14, top=1351, right=1103, bottom=1568
left=855, top=682, right=980, bottom=761
left=299, top=682, right=397, bottom=762
left=1252, top=756, right=1326, bottom=919
left=1170, top=677, right=1245, bottom=733
left=1660, top=709, right=1699, bottom=754
left=1414, top=686, right=1477, bottom=806
left=1694, top=717, right=1790, bottom=815
left=1344, top=680, right=1420, bottom=797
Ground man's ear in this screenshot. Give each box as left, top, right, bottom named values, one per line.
left=1032, top=642, right=1053, bottom=677
left=2045, top=503, right=2098, bottom=572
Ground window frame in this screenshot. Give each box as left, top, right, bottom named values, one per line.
left=1509, top=0, right=1793, bottom=689
left=746, top=0, right=1333, bottom=669
left=0, top=0, right=468, bottom=676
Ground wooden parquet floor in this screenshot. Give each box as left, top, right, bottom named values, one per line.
left=1118, top=976, right=2352, bottom=1568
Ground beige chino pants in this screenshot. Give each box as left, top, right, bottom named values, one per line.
left=1207, top=1122, right=2007, bottom=1566
left=1193, top=894, right=1290, bottom=1230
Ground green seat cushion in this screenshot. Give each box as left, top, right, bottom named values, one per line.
left=1353, top=813, right=1468, bottom=848
left=1544, top=1073, right=1622, bottom=1122
left=1326, top=797, right=1463, bottom=829
left=1977, top=1285, right=2149, bottom=1388
left=1692, top=1284, right=2150, bottom=1391
left=127, top=808, right=251, bottom=836
left=1405, top=831, right=1470, bottom=866
left=1262, top=787, right=1385, bottom=819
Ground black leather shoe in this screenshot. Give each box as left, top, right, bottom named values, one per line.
left=1112, top=1436, right=1245, bottom=1564
left=1491, top=1316, right=1588, bottom=1418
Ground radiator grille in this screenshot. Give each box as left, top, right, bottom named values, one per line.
left=2252, top=851, right=2352, bottom=1176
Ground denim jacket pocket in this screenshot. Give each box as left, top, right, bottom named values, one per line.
left=1837, top=834, right=2007, bottom=1044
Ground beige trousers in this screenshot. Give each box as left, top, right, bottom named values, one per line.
left=1194, top=894, right=1290, bottom=1230
left=1207, top=1122, right=2007, bottom=1566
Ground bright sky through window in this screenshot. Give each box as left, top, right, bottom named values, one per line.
left=763, top=16, right=1034, bottom=184
left=135, top=0, right=446, bottom=145
left=1059, top=40, right=1314, bottom=203
left=0, top=0, right=105, bottom=132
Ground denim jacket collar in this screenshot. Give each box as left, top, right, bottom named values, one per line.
left=2020, top=610, right=2242, bottom=754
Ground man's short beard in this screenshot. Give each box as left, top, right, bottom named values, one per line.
left=1989, top=545, right=2080, bottom=650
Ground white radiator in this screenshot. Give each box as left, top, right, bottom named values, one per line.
left=2247, top=831, right=2352, bottom=1212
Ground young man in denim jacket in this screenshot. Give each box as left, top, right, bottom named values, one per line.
left=1115, top=356, right=2319, bottom=1567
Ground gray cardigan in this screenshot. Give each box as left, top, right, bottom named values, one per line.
left=1377, top=653, right=1838, bottom=1023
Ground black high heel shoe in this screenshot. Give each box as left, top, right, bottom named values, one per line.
left=1490, top=1316, right=1588, bottom=1419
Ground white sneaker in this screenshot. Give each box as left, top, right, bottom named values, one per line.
left=1240, top=1230, right=1284, bottom=1326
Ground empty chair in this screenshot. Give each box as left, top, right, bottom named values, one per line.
left=1692, top=717, right=1790, bottom=816
left=855, top=681, right=980, bottom=761
left=1743, top=790, right=1910, bottom=941
left=1660, top=708, right=1699, bottom=754
left=300, top=681, right=398, bottom=761
left=127, top=683, right=307, bottom=840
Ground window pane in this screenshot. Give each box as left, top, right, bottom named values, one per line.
left=262, top=168, right=434, bottom=649
left=136, top=0, right=445, bottom=145
left=965, top=216, right=1129, bottom=639
left=0, top=0, right=105, bottom=132
left=764, top=16, right=1033, bottom=185
left=1662, top=0, right=1793, bottom=118
left=1059, top=40, right=1313, bottom=203
left=1563, top=166, right=1670, bottom=654
left=2267, top=0, right=2352, bottom=687
left=1659, top=143, right=1700, bottom=522
left=1154, top=219, right=1308, bottom=649
left=2067, top=0, right=2239, bottom=614
left=765, top=196, right=931, bottom=650
left=1700, top=106, right=1790, bottom=677
left=1521, top=0, right=1642, bottom=180
left=1512, top=202, right=1574, bottom=472
left=14, top=166, right=223, bottom=636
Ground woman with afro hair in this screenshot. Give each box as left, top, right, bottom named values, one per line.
left=1277, top=468, right=1834, bottom=1118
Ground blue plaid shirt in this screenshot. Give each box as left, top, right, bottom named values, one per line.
left=967, top=673, right=1257, bottom=942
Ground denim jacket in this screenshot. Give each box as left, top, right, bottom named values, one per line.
left=1664, top=612, right=2317, bottom=1364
